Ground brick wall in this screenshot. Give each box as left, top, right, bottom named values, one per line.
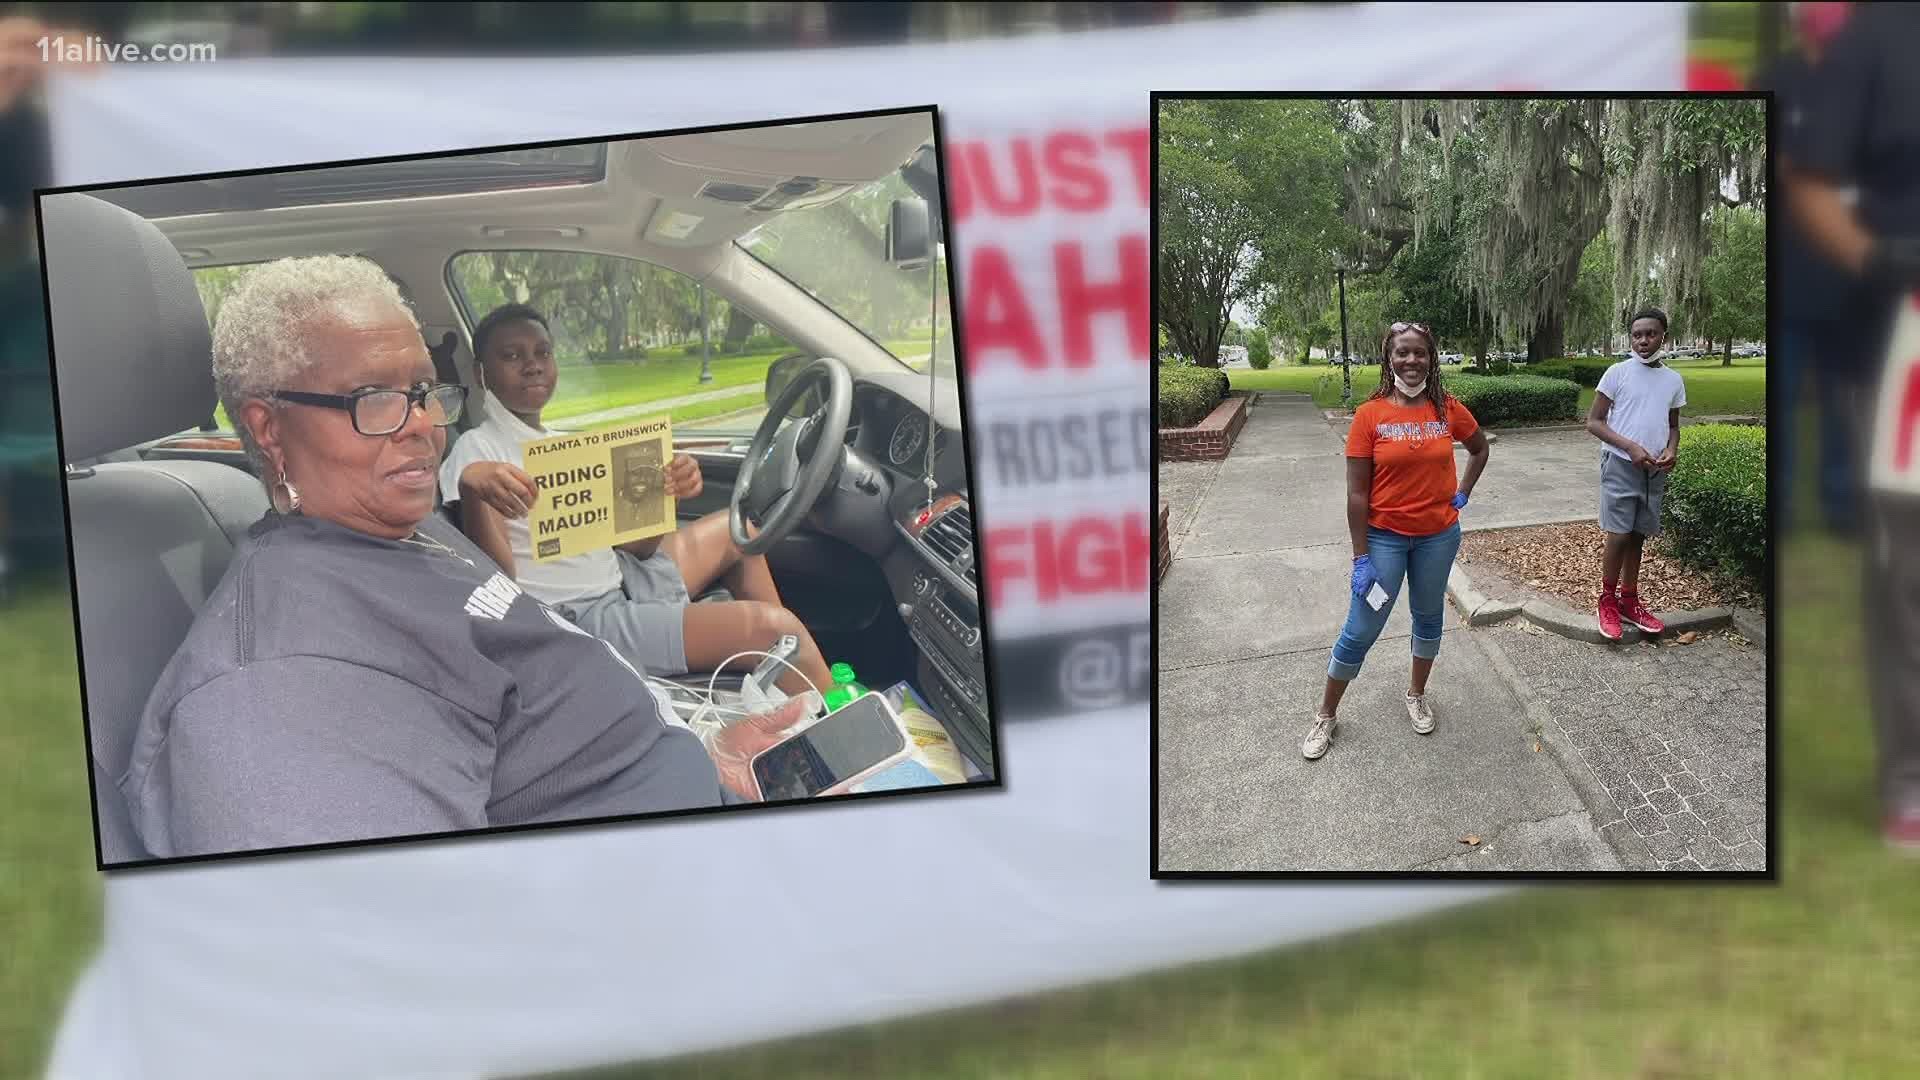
left=1156, top=500, right=1172, bottom=584
left=1157, top=392, right=1250, bottom=461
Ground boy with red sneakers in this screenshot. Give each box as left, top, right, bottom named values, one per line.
left=1585, top=308, right=1685, bottom=641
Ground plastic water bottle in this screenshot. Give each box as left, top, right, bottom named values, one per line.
left=822, top=662, right=868, bottom=713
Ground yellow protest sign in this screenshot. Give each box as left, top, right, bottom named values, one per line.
left=523, top=415, right=676, bottom=562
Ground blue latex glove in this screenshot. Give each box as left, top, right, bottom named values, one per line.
left=1451, top=491, right=1469, bottom=510
left=1351, top=554, right=1377, bottom=598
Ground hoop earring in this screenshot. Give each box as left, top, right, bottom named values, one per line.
left=274, top=474, right=302, bottom=515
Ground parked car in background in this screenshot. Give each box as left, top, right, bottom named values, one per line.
left=1439, top=352, right=1463, bottom=365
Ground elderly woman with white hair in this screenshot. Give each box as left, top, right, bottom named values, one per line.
left=123, top=255, right=806, bottom=858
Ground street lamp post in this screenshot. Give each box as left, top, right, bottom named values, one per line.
left=698, top=286, right=713, bottom=384
left=1336, top=260, right=1353, bottom=409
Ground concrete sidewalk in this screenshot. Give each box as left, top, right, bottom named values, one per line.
left=1158, top=393, right=1621, bottom=871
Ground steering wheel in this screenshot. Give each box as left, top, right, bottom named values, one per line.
left=730, top=356, right=854, bottom=556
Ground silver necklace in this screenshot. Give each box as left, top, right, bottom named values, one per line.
left=399, top=530, right=476, bottom=567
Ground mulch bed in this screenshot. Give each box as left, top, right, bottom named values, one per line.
left=1458, top=522, right=1763, bottom=616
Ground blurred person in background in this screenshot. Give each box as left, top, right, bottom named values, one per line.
left=1787, top=1, right=1920, bottom=852
left=1, top=13, right=56, bottom=604
left=1762, top=1, right=1861, bottom=538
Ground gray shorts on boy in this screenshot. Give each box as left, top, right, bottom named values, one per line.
left=1598, top=450, right=1667, bottom=536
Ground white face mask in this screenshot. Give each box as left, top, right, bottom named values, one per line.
left=1393, top=374, right=1428, bottom=398
left=1632, top=347, right=1665, bottom=365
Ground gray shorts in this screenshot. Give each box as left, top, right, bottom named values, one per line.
left=1599, top=450, right=1667, bottom=536
left=555, top=548, right=692, bottom=676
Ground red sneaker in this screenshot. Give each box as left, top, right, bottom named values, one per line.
left=1597, top=593, right=1623, bottom=642
left=1887, top=805, right=1920, bottom=856
left=1620, top=595, right=1666, bottom=635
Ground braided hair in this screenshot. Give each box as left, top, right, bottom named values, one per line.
left=1366, top=320, right=1448, bottom=422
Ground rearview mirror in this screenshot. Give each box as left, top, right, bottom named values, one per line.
left=885, top=198, right=932, bottom=270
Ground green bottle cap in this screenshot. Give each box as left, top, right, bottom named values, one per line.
left=830, top=662, right=856, bottom=684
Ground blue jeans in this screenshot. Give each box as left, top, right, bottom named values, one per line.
left=1328, top=522, right=1462, bottom=682
left=1778, top=324, right=1866, bottom=534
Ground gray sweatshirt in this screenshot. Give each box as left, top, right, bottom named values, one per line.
left=124, top=511, right=726, bottom=858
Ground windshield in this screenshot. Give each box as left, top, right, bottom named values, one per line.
left=737, top=169, right=955, bottom=378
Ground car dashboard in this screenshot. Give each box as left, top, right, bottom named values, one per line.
left=849, top=383, right=990, bottom=768
left=678, top=375, right=992, bottom=768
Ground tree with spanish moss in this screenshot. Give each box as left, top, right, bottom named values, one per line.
left=1337, top=98, right=1765, bottom=362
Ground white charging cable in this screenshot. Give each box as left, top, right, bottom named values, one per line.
left=676, top=649, right=826, bottom=746
left=705, top=648, right=824, bottom=707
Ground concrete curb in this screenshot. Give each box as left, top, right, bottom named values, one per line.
left=1521, top=599, right=1732, bottom=645
left=1731, top=607, right=1767, bottom=647
left=1447, top=562, right=1732, bottom=645
left=1445, top=564, right=1523, bottom=626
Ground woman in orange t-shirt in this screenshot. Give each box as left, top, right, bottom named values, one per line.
left=1302, top=321, right=1491, bottom=761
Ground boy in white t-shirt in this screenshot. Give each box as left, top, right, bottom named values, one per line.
left=439, top=304, right=832, bottom=695
left=1585, top=308, right=1687, bottom=642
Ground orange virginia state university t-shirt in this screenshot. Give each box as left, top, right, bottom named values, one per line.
left=1345, top=394, right=1480, bottom=536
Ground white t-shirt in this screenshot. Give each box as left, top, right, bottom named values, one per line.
left=1595, top=358, right=1687, bottom=461
left=438, top=391, right=622, bottom=605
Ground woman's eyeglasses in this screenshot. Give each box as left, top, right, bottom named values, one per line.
left=273, top=382, right=468, bottom=436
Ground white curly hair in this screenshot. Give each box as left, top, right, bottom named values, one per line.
left=211, top=255, right=420, bottom=475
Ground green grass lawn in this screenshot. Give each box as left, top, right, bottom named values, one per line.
left=0, top=581, right=99, bottom=1078
left=1230, top=357, right=1769, bottom=424
left=8, top=407, right=1915, bottom=1079
left=879, top=337, right=937, bottom=359
left=1690, top=0, right=1765, bottom=79
left=1224, top=365, right=1359, bottom=409
left=541, top=348, right=782, bottom=424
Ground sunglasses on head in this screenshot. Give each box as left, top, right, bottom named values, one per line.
left=1388, top=321, right=1431, bottom=335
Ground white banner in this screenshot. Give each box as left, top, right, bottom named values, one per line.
left=1870, top=292, right=1920, bottom=496
left=43, top=4, right=1685, bottom=1078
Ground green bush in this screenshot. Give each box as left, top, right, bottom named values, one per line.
left=1527, top=362, right=1578, bottom=385
left=1488, top=359, right=1514, bottom=376
left=1662, top=424, right=1767, bottom=595
left=1157, top=364, right=1230, bottom=428
left=1248, top=330, right=1274, bottom=370
left=1530, top=358, right=1610, bottom=388
left=1444, top=373, right=1580, bottom=427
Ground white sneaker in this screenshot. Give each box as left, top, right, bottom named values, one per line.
left=1406, top=692, right=1436, bottom=735
left=1302, top=712, right=1338, bottom=760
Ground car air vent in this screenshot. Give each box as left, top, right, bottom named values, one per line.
left=922, top=505, right=976, bottom=590
left=697, top=180, right=773, bottom=204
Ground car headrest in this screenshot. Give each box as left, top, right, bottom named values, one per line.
left=41, top=192, right=215, bottom=462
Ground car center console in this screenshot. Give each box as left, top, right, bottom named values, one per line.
left=894, top=495, right=993, bottom=773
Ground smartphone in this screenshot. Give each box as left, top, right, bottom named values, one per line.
left=749, top=692, right=914, bottom=801
left=1366, top=581, right=1390, bottom=611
